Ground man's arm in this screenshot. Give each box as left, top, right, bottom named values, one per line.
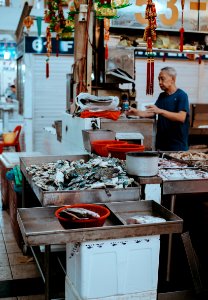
left=146, top=105, right=187, bottom=123
left=126, top=107, right=155, bottom=118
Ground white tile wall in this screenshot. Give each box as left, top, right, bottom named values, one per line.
left=23, top=54, right=74, bottom=153
left=135, top=58, right=207, bottom=108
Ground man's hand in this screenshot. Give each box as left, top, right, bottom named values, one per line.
left=126, top=107, right=140, bottom=117
left=126, top=106, right=155, bottom=118
left=146, top=105, right=187, bottom=123
left=145, top=105, right=161, bottom=114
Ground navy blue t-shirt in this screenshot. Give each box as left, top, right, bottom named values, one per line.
left=155, top=89, right=190, bottom=151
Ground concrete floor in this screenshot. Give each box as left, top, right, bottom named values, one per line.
left=0, top=195, right=45, bottom=299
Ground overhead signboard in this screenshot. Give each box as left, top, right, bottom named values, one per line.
left=17, top=36, right=74, bottom=58
left=24, top=36, right=74, bottom=55
left=111, top=0, right=203, bottom=32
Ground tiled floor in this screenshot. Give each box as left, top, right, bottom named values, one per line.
left=0, top=196, right=45, bottom=299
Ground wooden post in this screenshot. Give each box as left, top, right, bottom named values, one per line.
left=5, top=0, right=10, bottom=6
left=86, top=11, right=93, bottom=94
left=73, top=1, right=94, bottom=95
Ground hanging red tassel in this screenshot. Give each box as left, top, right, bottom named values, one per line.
left=46, top=59, right=49, bottom=78
left=144, top=0, right=157, bottom=95
left=198, top=55, right=202, bottom=64
left=146, top=58, right=150, bottom=94
left=105, top=44, right=109, bottom=60
left=150, top=57, right=154, bottom=95
left=56, top=34, right=59, bottom=57
left=179, top=0, right=185, bottom=52
left=179, top=27, right=184, bottom=52
left=163, top=52, right=167, bottom=62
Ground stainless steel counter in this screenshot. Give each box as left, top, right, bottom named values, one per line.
left=162, top=178, right=208, bottom=195
left=17, top=200, right=183, bottom=300
left=100, top=117, right=156, bottom=150
left=20, top=155, right=141, bottom=207
left=17, top=200, right=183, bottom=246
left=18, top=153, right=208, bottom=300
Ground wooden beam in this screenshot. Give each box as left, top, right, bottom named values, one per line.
left=15, top=2, right=33, bottom=43
left=5, top=0, right=10, bottom=7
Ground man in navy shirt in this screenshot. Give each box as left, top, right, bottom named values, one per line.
left=126, top=67, right=190, bottom=151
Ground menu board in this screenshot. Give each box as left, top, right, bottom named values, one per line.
left=111, top=0, right=207, bottom=32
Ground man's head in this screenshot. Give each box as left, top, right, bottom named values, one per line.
left=10, top=85, right=16, bottom=93
left=158, top=67, right=177, bottom=93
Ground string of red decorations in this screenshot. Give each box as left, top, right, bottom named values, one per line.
left=143, top=0, right=157, bottom=95
left=104, top=18, right=110, bottom=59
left=44, top=0, right=76, bottom=78
left=46, top=27, right=52, bottom=78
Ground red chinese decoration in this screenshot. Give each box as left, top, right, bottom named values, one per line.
left=143, top=0, right=157, bottom=95
left=46, top=26, right=52, bottom=78
left=23, top=16, right=34, bottom=32
left=104, top=18, right=110, bottom=60
left=44, top=0, right=75, bottom=39
left=44, top=0, right=76, bottom=77
left=179, top=0, right=185, bottom=52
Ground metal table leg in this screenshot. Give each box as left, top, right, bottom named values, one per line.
left=30, top=245, right=55, bottom=300
left=45, top=245, right=51, bottom=300
left=166, top=194, right=176, bottom=282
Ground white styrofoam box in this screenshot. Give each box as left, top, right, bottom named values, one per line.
left=145, top=184, right=162, bottom=204
left=115, top=132, right=144, bottom=143
left=66, top=235, right=160, bottom=299
left=65, top=275, right=157, bottom=300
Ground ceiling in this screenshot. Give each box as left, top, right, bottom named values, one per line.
left=0, top=1, right=46, bottom=43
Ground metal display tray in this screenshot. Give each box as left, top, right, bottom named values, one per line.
left=20, top=155, right=140, bottom=206
left=17, top=200, right=183, bottom=246
left=159, top=152, right=208, bottom=195
left=161, top=152, right=208, bottom=167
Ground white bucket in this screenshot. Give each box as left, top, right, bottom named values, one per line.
left=126, top=151, right=159, bottom=177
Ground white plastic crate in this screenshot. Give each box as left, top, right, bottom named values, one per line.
left=65, top=275, right=157, bottom=300
left=66, top=235, right=160, bottom=299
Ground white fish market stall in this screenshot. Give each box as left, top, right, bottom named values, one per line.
left=13, top=1, right=208, bottom=299
left=17, top=200, right=182, bottom=300
left=18, top=153, right=183, bottom=300
left=16, top=152, right=208, bottom=299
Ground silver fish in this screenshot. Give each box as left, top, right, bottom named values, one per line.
left=61, top=207, right=100, bottom=219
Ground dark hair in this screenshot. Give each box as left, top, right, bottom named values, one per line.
left=10, top=85, right=16, bottom=89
